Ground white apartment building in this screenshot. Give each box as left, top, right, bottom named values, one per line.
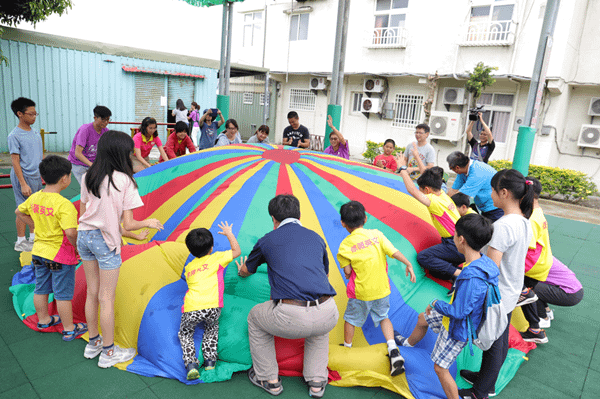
left=227, top=0, right=600, bottom=187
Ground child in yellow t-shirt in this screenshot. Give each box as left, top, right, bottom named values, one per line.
left=337, top=201, right=415, bottom=376
left=450, top=192, right=478, bottom=217
left=15, top=155, right=87, bottom=341
left=519, top=176, right=553, bottom=344
left=398, top=166, right=463, bottom=288
left=178, top=222, right=241, bottom=380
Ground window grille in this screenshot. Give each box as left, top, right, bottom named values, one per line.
left=352, top=92, right=364, bottom=113
left=289, top=89, right=316, bottom=111
left=392, top=94, right=424, bottom=128
left=243, top=92, right=254, bottom=105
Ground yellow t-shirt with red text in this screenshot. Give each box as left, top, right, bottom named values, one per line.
left=427, top=192, right=461, bottom=238
left=18, top=191, right=78, bottom=264
left=337, top=228, right=398, bottom=301
left=183, top=250, right=233, bottom=312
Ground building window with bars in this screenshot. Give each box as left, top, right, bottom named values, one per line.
left=243, top=11, right=263, bottom=47
left=372, top=0, right=408, bottom=47
left=243, top=92, right=254, bottom=105
left=289, top=89, right=316, bottom=111
left=474, top=93, right=514, bottom=143
left=351, top=92, right=364, bottom=114
left=260, top=93, right=269, bottom=106
left=392, top=94, right=424, bottom=128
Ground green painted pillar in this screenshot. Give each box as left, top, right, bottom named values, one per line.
left=217, top=95, right=230, bottom=134
left=513, top=125, right=536, bottom=176
left=325, top=104, right=342, bottom=149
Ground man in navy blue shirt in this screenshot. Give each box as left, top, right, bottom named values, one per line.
left=237, top=195, right=338, bottom=397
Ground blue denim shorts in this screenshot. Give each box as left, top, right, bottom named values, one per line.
left=77, top=229, right=122, bottom=270
left=344, top=296, right=390, bottom=328
left=32, top=255, right=76, bottom=301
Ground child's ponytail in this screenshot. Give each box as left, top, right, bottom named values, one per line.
left=490, top=169, right=535, bottom=218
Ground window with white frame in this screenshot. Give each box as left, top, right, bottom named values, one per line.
left=289, top=13, right=309, bottom=41
left=465, top=1, right=515, bottom=43
left=243, top=92, right=254, bottom=105
left=475, top=93, right=514, bottom=143
left=372, top=0, right=408, bottom=46
left=289, top=89, right=316, bottom=111
left=243, top=11, right=263, bottom=47
left=392, top=94, right=424, bottom=128
left=351, top=92, right=364, bottom=113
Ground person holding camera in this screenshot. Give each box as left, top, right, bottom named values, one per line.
left=198, top=108, right=225, bottom=150
left=467, top=112, right=495, bottom=164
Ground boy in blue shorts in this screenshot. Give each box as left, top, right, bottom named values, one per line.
left=9, top=97, right=44, bottom=252
left=16, top=155, right=87, bottom=341
left=394, top=214, right=497, bottom=399
left=337, top=201, right=416, bottom=376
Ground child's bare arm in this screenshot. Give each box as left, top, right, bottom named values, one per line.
left=218, top=221, right=241, bottom=258
left=120, top=225, right=150, bottom=241
left=64, top=228, right=78, bottom=249
left=343, top=265, right=352, bottom=279
left=392, top=251, right=416, bottom=283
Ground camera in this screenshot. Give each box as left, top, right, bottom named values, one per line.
left=469, top=105, right=484, bottom=121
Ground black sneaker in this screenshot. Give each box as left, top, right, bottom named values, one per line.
left=459, top=370, right=496, bottom=397
left=393, top=330, right=408, bottom=347
left=186, top=363, right=200, bottom=380
left=516, top=289, right=538, bottom=307
left=388, top=348, right=405, bottom=376
left=520, top=328, right=548, bottom=344
left=204, top=359, right=216, bottom=370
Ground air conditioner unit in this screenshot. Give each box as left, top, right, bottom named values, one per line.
left=309, top=77, right=327, bottom=90
left=361, top=97, right=382, bottom=113
left=429, top=111, right=462, bottom=141
left=442, top=87, right=466, bottom=105
left=578, top=124, right=600, bottom=149
left=363, top=78, right=386, bottom=93
left=588, top=98, right=600, bottom=116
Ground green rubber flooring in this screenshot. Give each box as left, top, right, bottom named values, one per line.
left=1, top=170, right=599, bottom=398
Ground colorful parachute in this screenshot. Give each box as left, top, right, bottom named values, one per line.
left=10, top=144, right=536, bottom=398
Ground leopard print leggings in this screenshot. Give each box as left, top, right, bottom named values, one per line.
left=178, top=307, right=221, bottom=366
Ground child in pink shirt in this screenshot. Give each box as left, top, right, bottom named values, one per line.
left=132, top=117, right=169, bottom=172
left=373, top=139, right=397, bottom=172
left=78, top=130, right=164, bottom=369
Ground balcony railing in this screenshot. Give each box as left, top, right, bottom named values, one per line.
left=460, top=20, right=515, bottom=46
left=366, top=27, right=408, bottom=49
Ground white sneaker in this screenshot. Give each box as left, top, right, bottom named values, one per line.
left=98, top=345, right=136, bottom=368
left=14, top=240, right=33, bottom=252
left=84, top=337, right=103, bottom=359
left=547, top=309, right=554, bottom=320
left=539, top=317, right=551, bottom=329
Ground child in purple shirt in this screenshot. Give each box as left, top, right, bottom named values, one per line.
left=323, top=115, right=349, bottom=159
left=67, top=106, right=111, bottom=185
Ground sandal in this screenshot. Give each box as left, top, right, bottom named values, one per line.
left=308, top=380, right=326, bottom=398
left=37, top=315, right=61, bottom=330
left=61, top=323, right=88, bottom=341
left=248, top=367, right=283, bottom=396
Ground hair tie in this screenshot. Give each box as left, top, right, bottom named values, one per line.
left=525, top=180, right=533, bottom=186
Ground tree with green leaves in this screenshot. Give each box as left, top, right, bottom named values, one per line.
left=0, top=0, right=72, bottom=65
left=465, top=62, right=498, bottom=108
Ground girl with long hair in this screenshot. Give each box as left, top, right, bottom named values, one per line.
left=77, top=130, right=164, bottom=368
left=132, top=117, right=169, bottom=172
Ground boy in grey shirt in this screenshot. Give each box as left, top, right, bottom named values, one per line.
left=402, top=123, right=435, bottom=180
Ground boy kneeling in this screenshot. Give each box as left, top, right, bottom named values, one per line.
left=394, top=214, right=497, bottom=399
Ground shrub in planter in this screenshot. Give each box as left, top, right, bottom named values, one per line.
left=488, top=160, right=598, bottom=202
left=362, top=140, right=406, bottom=164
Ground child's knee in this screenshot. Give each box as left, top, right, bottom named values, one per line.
left=417, top=312, right=429, bottom=327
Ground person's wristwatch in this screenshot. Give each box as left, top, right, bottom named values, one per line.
left=397, top=166, right=408, bottom=173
